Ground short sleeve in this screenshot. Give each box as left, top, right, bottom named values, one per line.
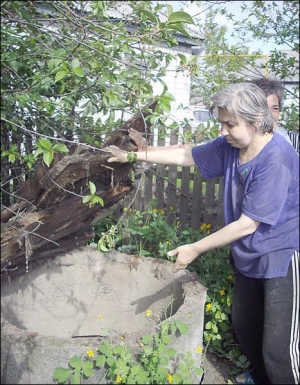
left=192, top=137, right=227, bottom=179
left=242, top=163, right=292, bottom=225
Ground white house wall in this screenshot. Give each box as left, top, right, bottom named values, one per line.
left=151, top=43, right=193, bottom=114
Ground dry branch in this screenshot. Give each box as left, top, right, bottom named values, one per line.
left=1, top=101, right=157, bottom=275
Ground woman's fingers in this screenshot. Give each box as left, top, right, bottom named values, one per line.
left=105, top=146, right=128, bottom=163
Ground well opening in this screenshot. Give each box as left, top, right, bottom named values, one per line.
left=1, top=248, right=207, bottom=384
left=1, top=248, right=185, bottom=339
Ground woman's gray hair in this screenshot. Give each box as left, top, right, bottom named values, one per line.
left=209, top=83, right=274, bottom=133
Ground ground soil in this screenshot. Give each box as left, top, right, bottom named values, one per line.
left=202, top=351, right=236, bottom=384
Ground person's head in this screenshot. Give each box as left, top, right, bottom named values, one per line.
left=209, top=83, right=274, bottom=148
left=249, top=77, right=285, bottom=127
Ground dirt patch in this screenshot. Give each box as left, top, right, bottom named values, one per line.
left=203, top=351, right=235, bottom=384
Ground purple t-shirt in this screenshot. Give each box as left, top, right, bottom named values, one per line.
left=192, top=133, right=299, bottom=278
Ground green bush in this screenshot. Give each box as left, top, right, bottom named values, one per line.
left=54, top=309, right=204, bottom=384
left=89, top=203, right=249, bottom=372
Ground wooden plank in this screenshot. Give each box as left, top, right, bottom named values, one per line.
left=155, top=136, right=168, bottom=209
left=144, top=168, right=154, bottom=210
left=216, top=176, right=224, bottom=227
left=204, top=178, right=216, bottom=224
left=191, top=169, right=203, bottom=229
left=179, top=167, right=191, bottom=226
left=166, top=130, right=179, bottom=224
left=166, top=165, right=177, bottom=224
left=155, top=165, right=167, bottom=209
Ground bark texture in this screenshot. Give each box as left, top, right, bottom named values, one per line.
left=1, top=101, right=157, bottom=276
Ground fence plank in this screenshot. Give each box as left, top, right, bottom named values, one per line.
left=191, top=168, right=203, bottom=229
left=166, top=165, right=177, bottom=224
left=144, top=168, right=154, bottom=210
left=216, top=176, right=224, bottom=227
left=204, top=178, right=216, bottom=225
left=179, top=167, right=191, bottom=226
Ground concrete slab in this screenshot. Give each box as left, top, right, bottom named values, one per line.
left=1, top=247, right=207, bottom=384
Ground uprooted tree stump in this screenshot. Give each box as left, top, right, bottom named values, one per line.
left=1, top=101, right=157, bottom=277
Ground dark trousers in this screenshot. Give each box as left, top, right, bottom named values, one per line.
left=231, top=251, right=299, bottom=384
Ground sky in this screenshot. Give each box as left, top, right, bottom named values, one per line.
left=169, top=1, right=291, bottom=53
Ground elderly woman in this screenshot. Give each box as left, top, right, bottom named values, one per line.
left=107, top=83, right=299, bottom=384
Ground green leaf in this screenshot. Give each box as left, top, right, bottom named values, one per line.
left=95, top=196, right=104, bottom=207
left=167, top=24, right=191, bottom=38
left=138, top=9, right=158, bottom=24
left=98, top=239, right=108, bottom=252
left=34, top=147, right=44, bottom=158
left=53, top=367, right=72, bottom=383
left=165, top=348, right=176, bottom=358
left=167, top=11, right=194, bottom=25
left=73, top=67, right=85, bottom=77
left=70, top=371, right=81, bottom=385
left=69, top=356, right=82, bottom=371
left=130, top=365, right=142, bottom=375
left=82, top=361, right=93, bottom=377
left=159, top=356, right=168, bottom=366
left=71, top=58, right=81, bottom=69
left=162, top=335, right=173, bottom=344
left=136, top=372, right=149, bottom=383
left=82, top=196, right=91, bottom=204
left=48, top=58, right=62, bottom=70
left=177, top=322, right=189, bottom=335
left=113, top=345, right=123, bottom=354
left=89, top=181, right=96, bottom=195
left=177, top=53, right=187, bottom=64
left=43, top=151, right=53, bottom=168
left=95, top=355, right=106, bottom=368
left=8, top=154, right=16, bottom=163
left=55, top=70, right=68, bottom=82
left=38, top=138, right=52, bottom=150
left=53, top=143, right=69, bottom=153
left=98, top=344, right=109, bottom=354
left=141, top=335, right=153, bottom=344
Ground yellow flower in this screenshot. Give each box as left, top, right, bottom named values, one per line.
left=87, top=349, right=94, bottom=358
left=196, top=346, right=203, bottom=354
left=167, top=373, right=174, bottom=383
left=169, top=206, right=174, bottom=211
left=187, top=313, right=191, bottom=318
left=200, top=223, right=211, bottom=232
left=160, top=209, right=165, bottom=214
left=228, top=274, right=234, bottom=281
left=153, top=208, right=158, bottom=213
left=98, top=315, right=103, bottom=320
left=116, top=374, right=122, bottom=383
left=219, top=289, right=225, bottom=296
left=206, top=303, right=212, bottom=311
left=146, top=309, right=152, bottom=317
left=123, top=207, right=127, bottom=212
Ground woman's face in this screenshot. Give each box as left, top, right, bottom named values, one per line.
left=218, top=108, right=254, bottom=148
left=266, top=94, right=280, bottom=128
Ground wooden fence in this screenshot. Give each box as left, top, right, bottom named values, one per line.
left=113, top=127, right=225, bottom=231
left=113, top=130, right=299, bottom=230
left=115, top=166, right=225, bottom=231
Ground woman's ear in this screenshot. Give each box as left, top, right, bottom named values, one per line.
left=253, top=114, right=263, bottom=131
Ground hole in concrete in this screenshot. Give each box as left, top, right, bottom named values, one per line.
left=1, top=248, right=186, bottom=339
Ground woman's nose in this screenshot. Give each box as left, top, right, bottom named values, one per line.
left=220, top=125, right=229, bottom=136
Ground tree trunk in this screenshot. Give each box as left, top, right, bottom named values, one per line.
left=1, top=101, right=157, bottom=276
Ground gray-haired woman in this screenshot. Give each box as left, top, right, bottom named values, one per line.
left=107, top=83, right=299, bottom=384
